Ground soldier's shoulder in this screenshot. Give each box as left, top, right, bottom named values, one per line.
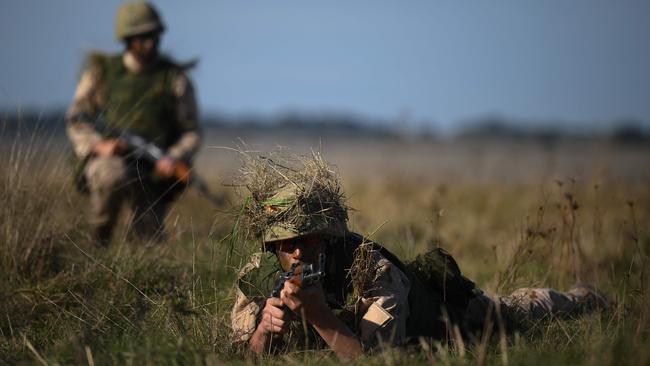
left=84, top=51, right=121, bottom=67
left=158, top=54, right=199, bottom=73
left=82, top=51, right=122, bottom=75
left=235, top=251, right=280, bottom=299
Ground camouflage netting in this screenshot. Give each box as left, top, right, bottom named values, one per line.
left=236, top=147, right=349, bottom=242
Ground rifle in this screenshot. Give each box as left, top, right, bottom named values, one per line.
left=81, top=114, right=225, bottom=208
left=270, top=253, right=326, bottom=298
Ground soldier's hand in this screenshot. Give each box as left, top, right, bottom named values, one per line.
left=281, top=281, right=328, bottom=322
left=259, top=297, right=291, bottom=335
left=94, top=139, right=126, bottom=157
left=155, top=156, right=177, bottom=178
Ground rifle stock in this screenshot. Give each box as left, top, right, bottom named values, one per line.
left=174, top=161, right=192, bottom=184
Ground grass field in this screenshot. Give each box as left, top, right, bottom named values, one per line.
left=1, top=127, right=649, bottom=365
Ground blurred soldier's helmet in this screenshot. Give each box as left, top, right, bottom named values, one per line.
left=261, top=185, right=349, bottom=245
left=114, top=1, right=165, bottom=40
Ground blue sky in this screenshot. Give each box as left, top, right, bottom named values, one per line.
left=1, top=0, right=649, bottom=130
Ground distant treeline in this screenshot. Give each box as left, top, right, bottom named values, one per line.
left=2, top=108, right=649, bottom=144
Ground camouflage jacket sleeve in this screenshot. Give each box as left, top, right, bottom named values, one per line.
left=166, top=71, right=201, bottom=162
left=354, top=250, right=411, bottom=350
left=231, top=252, right=280, bottom=343
left=66, top=68, right=103, bottom=159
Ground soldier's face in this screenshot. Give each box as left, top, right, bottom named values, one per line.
left=271, top=235, right=328, bottom=272
left=128, top=31, right=160, bottom=64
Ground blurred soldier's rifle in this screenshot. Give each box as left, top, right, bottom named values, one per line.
left=89, top=115, right=224, bottom=207
left=270, top=253, right=326, bottom=298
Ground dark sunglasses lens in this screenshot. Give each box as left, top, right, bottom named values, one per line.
left=134, top=32, right=159, bottom=41
left=279, top=241, right=296, bottom=252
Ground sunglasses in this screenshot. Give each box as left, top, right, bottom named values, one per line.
left=130, top=31, right=160, bottom=42
left=268, top=236, right=323, bottom=253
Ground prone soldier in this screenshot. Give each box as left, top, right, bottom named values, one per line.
left=231, top=152, right=609, bottom=360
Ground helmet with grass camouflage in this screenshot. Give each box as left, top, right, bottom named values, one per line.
left=239, top=150, right=349, bottom=246
left=115, top=1, right=165, bottom=40
left=260, top=184, right=349, bottom=244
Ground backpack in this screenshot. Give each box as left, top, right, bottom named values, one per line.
left=406, top=248, right=482, bottom=312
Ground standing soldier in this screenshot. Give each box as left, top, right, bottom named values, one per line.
left=230, top=151, right=609, bottom=360
left=67, top=1, right=200, bottom=245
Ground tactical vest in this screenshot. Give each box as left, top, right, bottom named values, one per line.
left=379, top=244, right=482, bottom=341
left=93, top=54, right=180, bottom=150
left=345, top=233, right=482, bottom=342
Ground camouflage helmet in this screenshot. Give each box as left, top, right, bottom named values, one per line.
left=261, top=185, right=349, bottom=244
left=114, top=1, right=165, bottom=40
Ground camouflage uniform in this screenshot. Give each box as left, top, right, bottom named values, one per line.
left=465, top=285, right=609, bottom=333
left=231, top=238, right=608, bottom=352
left=67, top=4, right=200, bottom=243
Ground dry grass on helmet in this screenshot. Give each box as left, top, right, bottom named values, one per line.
left=235, top=146, right=349, bottom=242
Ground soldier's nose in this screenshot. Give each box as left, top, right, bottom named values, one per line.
left=143, top=38, right=156, bottom=50
left=292, top=246, right=302, bottom=259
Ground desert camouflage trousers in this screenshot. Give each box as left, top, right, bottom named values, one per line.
left=84, top=156, right=184, bottom=244
left=465, top=285, right=609, bottom=333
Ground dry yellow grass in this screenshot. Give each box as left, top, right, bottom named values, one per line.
left=1, top=128, right=648, bottom=364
